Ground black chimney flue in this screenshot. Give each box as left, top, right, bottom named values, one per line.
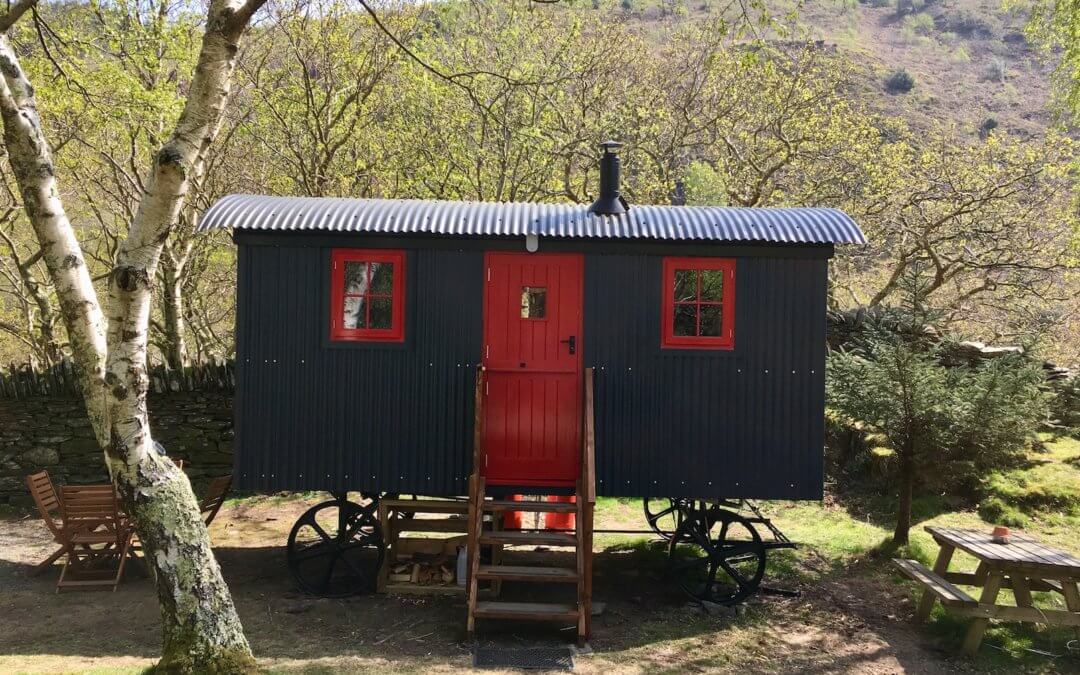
left=589, top=140, right=628, bottom=215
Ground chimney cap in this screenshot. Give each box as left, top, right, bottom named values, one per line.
left=589, top=139, right=628, bottom=216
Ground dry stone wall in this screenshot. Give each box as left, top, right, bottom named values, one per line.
left=0, top=361, right=234, bottom=507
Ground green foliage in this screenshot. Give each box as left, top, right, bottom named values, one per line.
left=977, top=495, right=1029, bottom=527
left=984, top=441, right=1080, bottom=513
left=829, top=340, right=1050, bottom=488
left=902, top=12, right=936, bottom=37
left=827, top=270, right=1051, bottom=539
left=1049, top=376, right=1080, bottom=436
left=682, top=161, right=727, bottom=206
left=1025, top=0, right=1080, bottom=116
left=884, top=68, right=915, bottom=93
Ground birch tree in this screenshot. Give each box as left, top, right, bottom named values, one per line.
left=0, top=0, right=265, bottom=670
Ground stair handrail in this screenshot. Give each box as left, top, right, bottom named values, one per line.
left=466, top=365, right=486, bottom=633
left=582, top=367, right=596, bottom=504
left=471, top=365, right=485, bottom=484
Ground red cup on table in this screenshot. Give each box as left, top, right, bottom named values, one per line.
left=992, top=525, right=1010, bottom=544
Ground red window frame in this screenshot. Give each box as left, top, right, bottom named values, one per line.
left=661, top=257, right=736, bottom=350
left=329, top=248, right=406, bottom=342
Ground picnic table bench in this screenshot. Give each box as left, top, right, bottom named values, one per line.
left=894, top=526, right=1080, bottom=655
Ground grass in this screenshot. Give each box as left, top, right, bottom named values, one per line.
left=761, top=434, right=1080, bottom=670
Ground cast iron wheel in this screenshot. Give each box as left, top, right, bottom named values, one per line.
left=287, top=498, right=385, bottom=598
left=643, top=497, right=692, bottom=540
left=668, top=507, right=766, bottom=605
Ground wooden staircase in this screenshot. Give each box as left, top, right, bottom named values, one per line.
left=466, top=367, right=597, bottom=645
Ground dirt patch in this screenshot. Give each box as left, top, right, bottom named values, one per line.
left=0, top=495, right=1051, bottom=673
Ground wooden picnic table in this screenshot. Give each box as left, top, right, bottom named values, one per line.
left=895, top=526, right=1080, bottom=656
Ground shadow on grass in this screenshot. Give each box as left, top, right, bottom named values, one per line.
left=837, top=491, right=957, bottom=532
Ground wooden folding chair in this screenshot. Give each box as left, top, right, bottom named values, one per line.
left=25, top=470, right=67, bottom=575
left=200, top=474, right=232, bottom=526
left=57, top=484, right=134, bottom=592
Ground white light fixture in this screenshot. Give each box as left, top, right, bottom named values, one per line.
left=525, top=233, right=539, bottom=253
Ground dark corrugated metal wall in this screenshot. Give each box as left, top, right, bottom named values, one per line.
left=584, top=255, right=826, bottom=500
left=236, top=244, right=482, bottom=494
left=235, top=241, right=826, bottom=499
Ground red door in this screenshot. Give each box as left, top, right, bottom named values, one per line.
left=482, top=253, right=583, bottom=486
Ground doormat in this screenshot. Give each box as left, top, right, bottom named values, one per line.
left=472, top=646, right=574, bottom=670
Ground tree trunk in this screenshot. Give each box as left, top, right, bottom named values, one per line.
left=0, top=35, right=108, bottom=442
left=0, top=1, right=264, bottom=670
left=159, top=250, right=189, bottom=369
left=102, top=2, right=262, bottom=668
left=893, top=443, right=915, bottom=545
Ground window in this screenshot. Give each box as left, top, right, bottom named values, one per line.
left=520, top=287, right=547, bottom=319
left=330, top=249, right=405, bottom=342
left=661, top=257, right=735, bottom=350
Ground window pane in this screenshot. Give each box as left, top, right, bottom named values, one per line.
left=520, top=287, right=547, bottom=319
left=369, top=298, right=393, bottom=329
left=343, top=296, right=366, bottom=329
left=370, top=262, right=394, bottom=294
left=700, top=270, right=724, bottom=302
left=699, top=304, right=723, bottom=336
left=344, top=262, right=368, bottom=294
left=673, top=269, right=697, bottom=303
left=673, top=304, right=696, bottom=336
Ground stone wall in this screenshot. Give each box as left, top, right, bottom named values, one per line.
left=0, top=361, right=234, bottom=508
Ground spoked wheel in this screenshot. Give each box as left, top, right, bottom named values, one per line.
left=643, top=497, right=692, bottom=540
left=668, top=507, right=766, bottom=605
left=287, top=496, right=385, bottom=598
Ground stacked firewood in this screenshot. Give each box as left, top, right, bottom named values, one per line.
left=388, top=558, right=455, bottom=585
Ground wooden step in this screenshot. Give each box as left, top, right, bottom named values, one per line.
left=391, top=518, right=467, bottom=533
left=479, top=530, right=578, bottom=547
left=483, top=499, right=577, bottom=514
left=472, top=601, right=579, bottom=621
left=382, top=499, right=467, bottom=514
left=476, top=565, right=580, bottom=583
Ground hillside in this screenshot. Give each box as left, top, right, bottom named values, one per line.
left=629, top=0, right=1061, bottom=139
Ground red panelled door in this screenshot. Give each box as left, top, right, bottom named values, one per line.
left=482, top=253, right=583, bottom=486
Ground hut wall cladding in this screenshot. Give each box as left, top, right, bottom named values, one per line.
left=236, top=244, right=483, bottom=494
left=236, top=238, right=827, bottom=500
left=585, top=255, right=827, bottom=500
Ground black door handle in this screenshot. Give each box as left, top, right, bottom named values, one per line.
left=560, top=335, right=576, bottom=355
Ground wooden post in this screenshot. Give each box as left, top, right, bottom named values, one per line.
left=376, top=499, right=390, bottom=593
left=1061, top=581, right=1080, bottom=641
left=1011, top=576, right=1033, bottom=608
left=466, top=366, right=485, bottom=639
left=579, top=368, right=595, bottom=644
left=916, top=543, right=954, bottom=621
left=962, top=570, right=1004, bottom=656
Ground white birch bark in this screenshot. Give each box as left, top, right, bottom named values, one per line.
left=0, top=36, right=108, bottom=444
left=0, top=1, right=265, bottom=670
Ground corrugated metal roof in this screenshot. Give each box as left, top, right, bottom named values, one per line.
left=200, top=194, right=866, bottom=245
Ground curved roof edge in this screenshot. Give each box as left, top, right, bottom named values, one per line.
left=199, top=194, right=866, bottom=245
